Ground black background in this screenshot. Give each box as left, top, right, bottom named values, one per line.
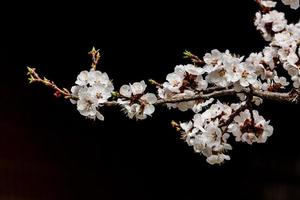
left=1, top=1, right=300, bottom=199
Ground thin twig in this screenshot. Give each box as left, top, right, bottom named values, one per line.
left=27, top=67, right=77, bottom=100
left=183, top=50, right=205, bottom=66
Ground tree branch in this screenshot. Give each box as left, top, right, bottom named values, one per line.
left=155, top=89, right=236, bottom=105
left=102, top=87, right=300, bottom=107
left=243, top=88, right=300, bottom=104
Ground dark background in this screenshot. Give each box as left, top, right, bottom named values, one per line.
left=1, top=1, right=300, bottom=199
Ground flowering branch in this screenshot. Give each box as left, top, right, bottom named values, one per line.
left=26, top=0, right=300, bottom=165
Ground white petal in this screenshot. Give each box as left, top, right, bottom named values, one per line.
left=75, top=71, right=89, bottom=86
left=143, top=104, right=155, bottom=116
left=131, top=81, right=146, bottom=95
left=180, top=121, right=193, bottom=132
left=141, top=93, right=157, bottom=104
left=240, top=79, right=249, bottom=87
left=120, top=85, right=132, bottom=98
left=70, top=99, right=77, bottom=104
left=206, top=155, right=219, bottom=165
left=96, top=111, right=104, bottom=121
left=88, top=70, right=102, bottom=85
left=77, top=99, right=87, bottom=111
left=185, top=64, right=204, bottom=75
left=287, top=52, right=299, bottom=65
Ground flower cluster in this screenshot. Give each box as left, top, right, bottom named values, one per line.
left=179, top=101, right=273, bottom=165
left=255, top=0, right=300, bottom=88
left=274, top=24, right=300, bottom=88
left=204, top=50, right=259, bottom=89
left=159, top=47, right=290, bottom=111
left=228, top=109, right=273, bottom=144
left=118, top=81, right=157, bottom=120
left=255, top=10, right=287, bottom=41
left=179, top=102, right=239, bottom=165
left=70, top=69, right=114, bottom=120
left=158, top=64, right=208, bottom=112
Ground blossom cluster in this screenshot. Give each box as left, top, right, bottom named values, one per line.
left=228, top=109, right=273, bottom=144
left=179, top=102, right=237, bottom=165
left=179, top=101, right=273, bottom=165
left=158, top=64, right=210, bottom=112
left=255, top=0, right=300, bottom=88
left=70, top=69, right=114, bottom=120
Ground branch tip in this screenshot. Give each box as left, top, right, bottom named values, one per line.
left=89, top=47, right=101, bottom=70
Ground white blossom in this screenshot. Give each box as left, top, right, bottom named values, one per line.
left=120, top=85, right=132, bottom=98
left=291, top=75, right=300, bottom=88
left=183, top=64, right=204, bottom=75
left=203, top=49, right=223, bottom=73
left=205, top=67, right=230, bottom=87
left=274, top=76, right=289, bottom=88
left=252, top=96, right=263, bottom=106
left=239, top=65, right=258, bottom=87
left=263, top=46, right=278, bottom=70
left=131, top=81, right=147, bottom=95
left=287, top=51, right=299, bottom=65
left=272, top=31, right=296, bottom=49
left=163, top=72, right=184, bottom=93
left=281, top=0, right=300, bottom=9
left=75, top=70, right=89, bottom=86
left=118, top=81, right=157, bottom=120
left=76, top=87, right=104, bottom=121
left=206, top=154, right=230, bottom=165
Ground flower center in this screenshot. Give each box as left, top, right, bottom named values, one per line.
left=240, top=119, right=264, bottom=137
